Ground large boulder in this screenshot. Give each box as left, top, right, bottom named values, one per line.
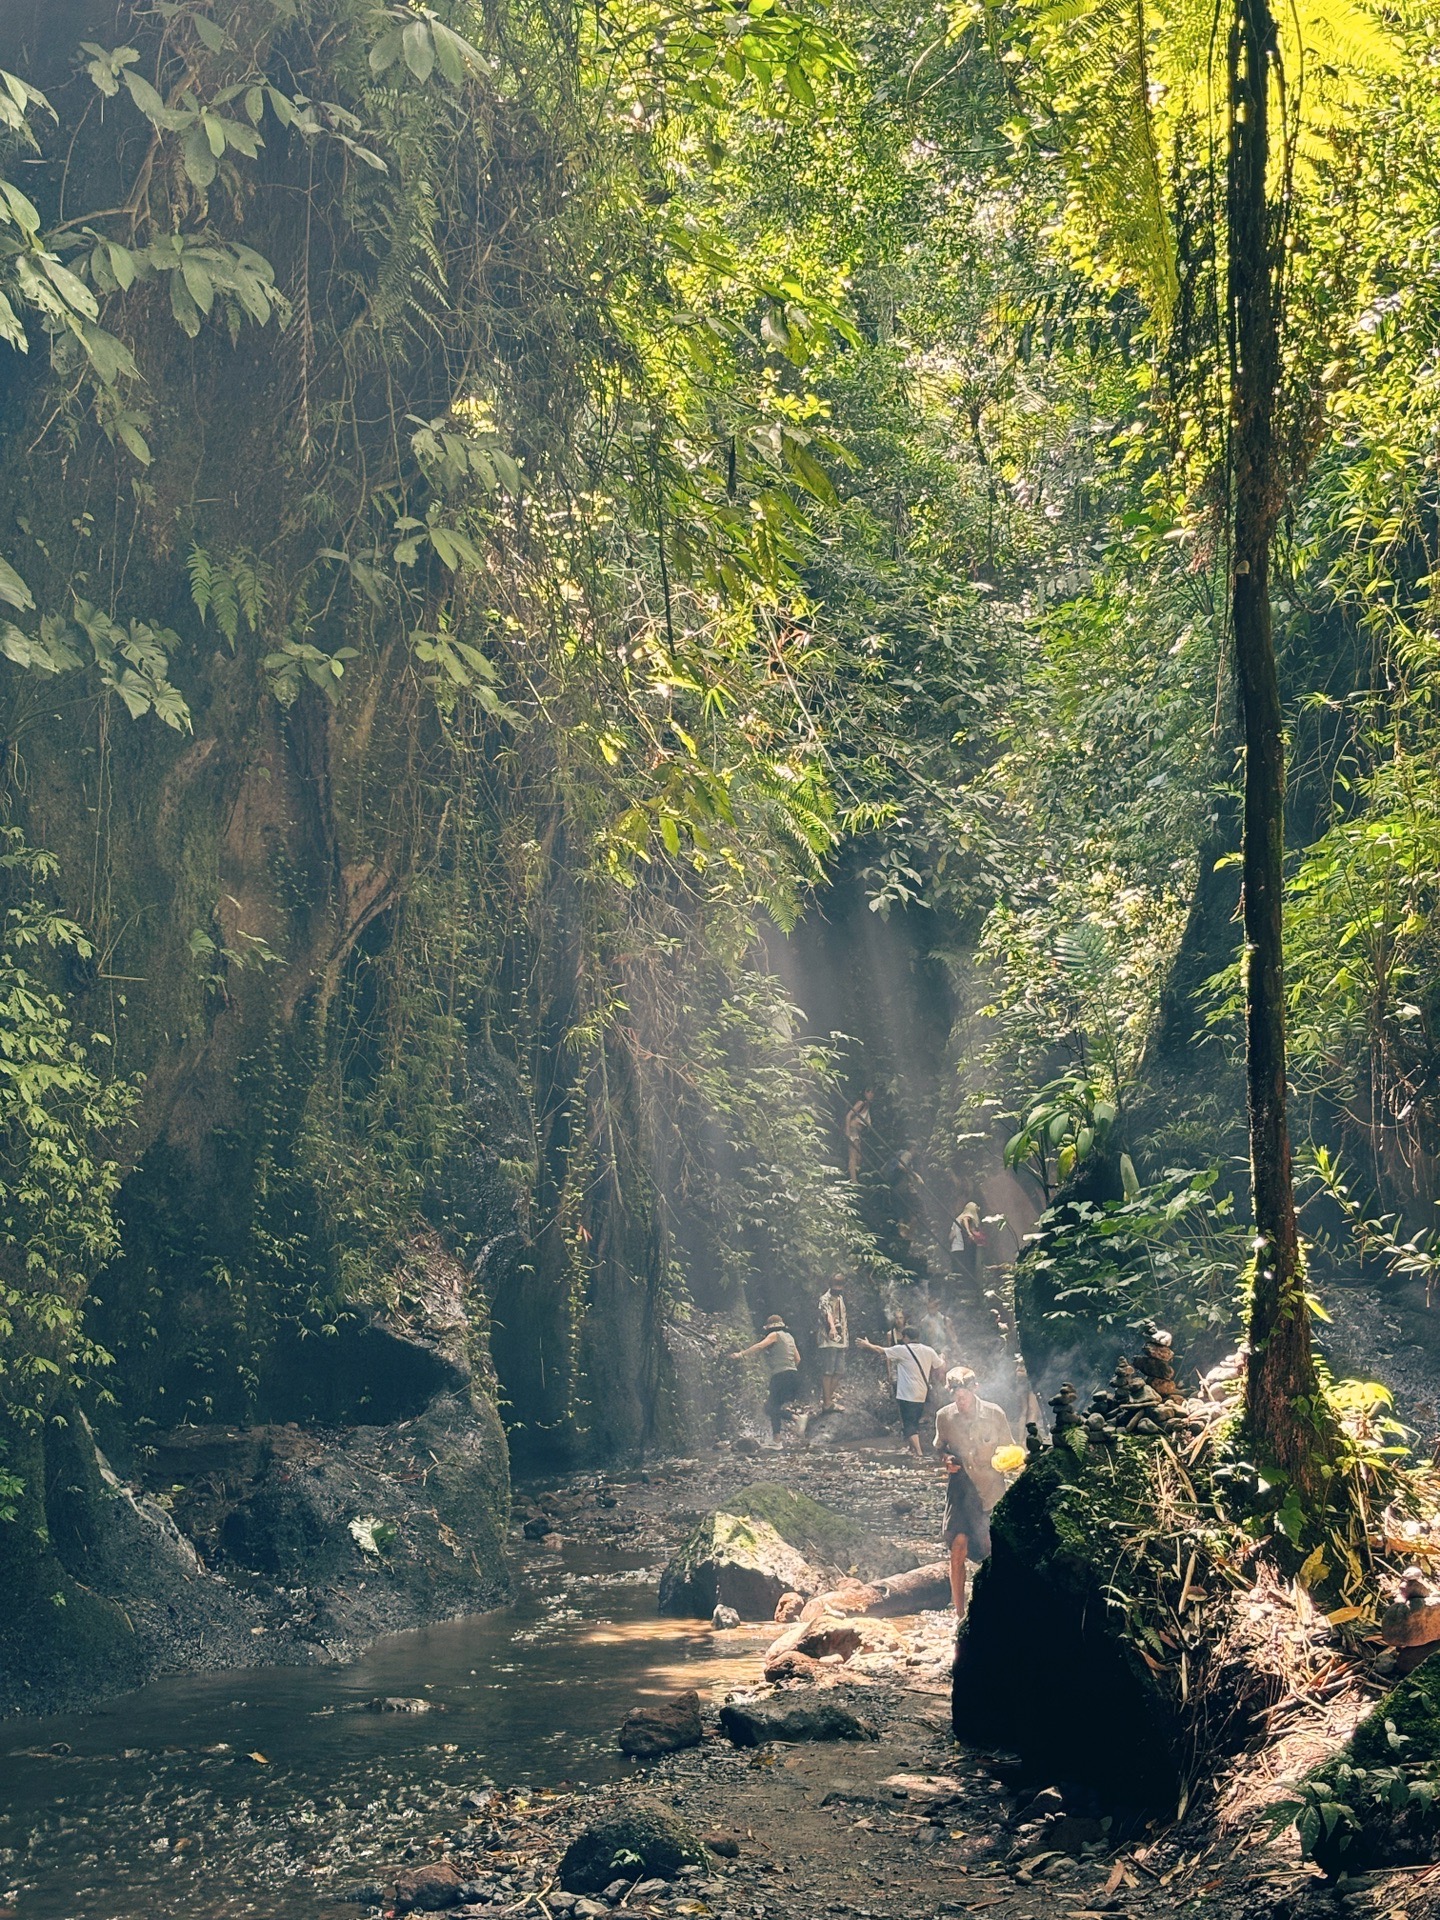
left=952, top=1437, right=1258, bottom=1809
left=658, top=1512, right=819, bottom=1620
left=723, top=1483, right=915, bottom=1581
left=558, top=1802, right=708, bottom=1892
left=657, top=1483, right=915, bottom=1620
left=719, top=1694, right=878, bottom=1746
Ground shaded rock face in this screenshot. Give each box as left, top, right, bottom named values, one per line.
left=619, top=1690, right=705, bottom=1758
left=558, top=1803, right=707, bottom=1892
left=952, top=1445, right=1189, bottom=1809
left=659, top=1513, right=819, bottom=1620
left=1, top=1245, right=511, bottom=1717
left=718, top=1695, right=878, bottom=1746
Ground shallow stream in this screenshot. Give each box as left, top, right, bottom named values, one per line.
left=0, top=1546, right=762, bottom=1920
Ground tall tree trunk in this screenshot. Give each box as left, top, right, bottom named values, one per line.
left=1228, top=0, right=1324, bottom=1489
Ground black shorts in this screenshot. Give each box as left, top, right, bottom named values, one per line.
left=898, top=1398, right=925, bottom=1438
left=944, top=1469, right=991, bottom=1557
left=767, top=1370, right=801, bottom=1416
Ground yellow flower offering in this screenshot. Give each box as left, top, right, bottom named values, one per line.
left=991, top=1445, right=1026, bottom=1475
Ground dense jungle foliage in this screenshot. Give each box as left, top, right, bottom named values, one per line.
left=1, top=0, right=1438, bottom=1589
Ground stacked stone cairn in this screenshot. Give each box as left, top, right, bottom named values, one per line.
left=1043, top=1328, right=1202, bottom=1450
left=1091, top=1330, right=1201, bottom=1439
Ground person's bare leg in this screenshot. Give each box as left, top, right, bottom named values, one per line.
left=949, top=1534, right=969, bottom=1615
left=907, top=1432, right=922, bottom=1460
left=822, top=1374, right=836, bottom=1412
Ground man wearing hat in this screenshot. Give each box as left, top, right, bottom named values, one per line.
left=933, top=1366, right=1015, bottom=1614
left=732, top=1315, right=802, bottom=1441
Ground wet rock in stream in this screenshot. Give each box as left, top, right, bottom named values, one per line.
left=392, top=1860, right=467, bottom=1912
left=658, top=1513, right=819, bottom=1620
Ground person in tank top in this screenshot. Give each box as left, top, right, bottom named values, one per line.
left=732, top=1314, right=802, bottom=1441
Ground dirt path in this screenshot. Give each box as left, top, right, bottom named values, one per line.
left=468, top=1439, right=1440, bottom=1920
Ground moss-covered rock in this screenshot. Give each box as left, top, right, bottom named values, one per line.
left=658, top=1512, right=819, bottom=1619
left=727, top=1482, right=914, bottom=1579
left=658, top=1483, right=915, bottom=1620
left=558, top=1802, right=707, bottom=1891
left=1294, top=1656, right=1440, bottom=1874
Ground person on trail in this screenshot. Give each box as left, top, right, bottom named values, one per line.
left=843, top=1090, right=874, bottom=1183
left=732, top=1315, right=802, bottom=1441
left=933, top=1366, right=1016, bottom=1614
left=949, top=1200, right=984, bottom=1279
left=815, top=1280, right=849, bottom=1413
left=856, top=1330, right=943, bottom=1459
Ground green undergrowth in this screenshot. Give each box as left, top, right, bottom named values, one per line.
left=1276, top=1659, right=1440, bottom=1874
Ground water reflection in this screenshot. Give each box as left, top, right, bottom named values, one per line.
left=0, top=1548, right=763, bottom=1920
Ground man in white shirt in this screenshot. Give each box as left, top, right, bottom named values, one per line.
left=857, top=1332, right=943, bottom=1458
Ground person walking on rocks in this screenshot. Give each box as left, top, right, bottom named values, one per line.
left=815, top=1280, right=849, bottom=1413
left=856, top=1330, right=943, bottom=1459
left=933, top=1366, right=1015, bottom=1614
left=732, top=1315, right=802, bottom=1442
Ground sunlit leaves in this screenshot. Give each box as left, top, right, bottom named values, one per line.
left=0, top=559, right=32, bottom=615
left=0, top=832, right=132, bottom=1441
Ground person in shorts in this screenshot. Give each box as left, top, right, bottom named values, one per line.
left=934, top=1366, right=1015, bottom=1614
left=732, top=1315, right=802, bottom=1441
left=856, top=1331, right=942, bottom=1458
left=815, top=1280, right=849, bottom=1412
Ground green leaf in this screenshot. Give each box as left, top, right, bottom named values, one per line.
left=403, top=21, right=436, bottom=83
left=122, top=70, right=169, bottom=122
left=192, top=14, right=230, bottom=52
left=106, top=242, right=138, bottom=291
left=369, top=29, right=404, bottom=74
left=169, top=275, right=202, bottom=338
left=41, top=256, right=98, bottom=321
left=181, top=253, right=216, bottom=313
left=0, top=289, right=25, bottom=350
left=116, top=419, right=151, bottom=465
left=0, top=557, right=33, bottom=612
left=432, top=25, right=464, bottom=85
left=491, top=449, right=523, bottom=494
left=182, top=120, right=218, bottom=189
left=0, top=180, right=41, bottom=236
left=784, top=60, right=815, bottom=106
left=76, top=322, right=138, bottom=387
